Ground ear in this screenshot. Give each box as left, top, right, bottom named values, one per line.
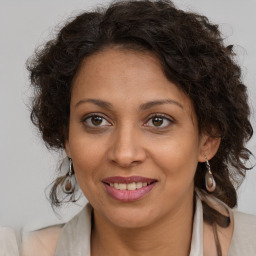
left=65, top=139, right=72, bottom=158
left=198, top=133, right=221, bottom=162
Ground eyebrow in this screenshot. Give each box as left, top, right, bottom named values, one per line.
left=75, top=99, right=113, bottom=109
left=140, top=99, right=183, bottom=110
left=75, top=98, right=183, bottom=110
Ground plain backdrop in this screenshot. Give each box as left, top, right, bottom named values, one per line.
left=1, top=0, right=256, bottom=231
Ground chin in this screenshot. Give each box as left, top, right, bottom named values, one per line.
left=111, top=214, right=154, bottom=229
left=102, top=204, right=159, bottom=229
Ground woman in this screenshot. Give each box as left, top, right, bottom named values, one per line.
left=22, top=0, right=256, bottom=255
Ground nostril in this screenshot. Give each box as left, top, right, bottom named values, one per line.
left=110, top=158, right=141, bottom=168
left=107, top=138, right=147, bottom=167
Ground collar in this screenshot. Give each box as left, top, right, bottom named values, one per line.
left=55, top=197, right=204, bottom=256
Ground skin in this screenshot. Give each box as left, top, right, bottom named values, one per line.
left=65, top=47, right=222, bottom=256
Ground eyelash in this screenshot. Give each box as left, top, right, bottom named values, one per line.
left=82, top=113, right=174, bottom=129
left=82, top=113, right=111, bottom=128
left=144, top=114, right=174, bottom=128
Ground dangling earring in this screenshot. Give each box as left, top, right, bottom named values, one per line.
left=63, top=159, right=75, bottom=194
left=205, top=158, right=216, bottom=192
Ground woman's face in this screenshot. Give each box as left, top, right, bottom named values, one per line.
left=66, top=47, right=212, bottom=228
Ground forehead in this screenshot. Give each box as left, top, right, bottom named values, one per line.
left=71, top=47, right=195, bottom=116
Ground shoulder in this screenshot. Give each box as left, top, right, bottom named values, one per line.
left=0, top=227, right=19, bottom=255
left=232, top=210, right=256, bottom=237
left=233, top=209, right=256, bottom=224
left=229, top=210, right=256, bottom=255
left=21, top=225, right=63, bottom=256
left=21, top=204, right=91, bottom=256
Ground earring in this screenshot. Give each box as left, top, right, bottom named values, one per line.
left=205, top=158, right=216, bottom=192
left=63, top=159, right=75, bottom=194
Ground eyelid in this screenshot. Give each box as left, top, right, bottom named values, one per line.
left=81, top=112, right=174, bottom=128
left=143, top=113, right=174, bottom=127
left=82, top=113, right=112, bottom=127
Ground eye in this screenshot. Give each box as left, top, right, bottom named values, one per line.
left=83, top=114, right=111, bottom=127
left=145, top=114, right=173, bottom=128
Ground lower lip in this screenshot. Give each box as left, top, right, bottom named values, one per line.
left=103, top=183, right=156, bottom=202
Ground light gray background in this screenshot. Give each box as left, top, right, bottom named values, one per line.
left=1, top=0, right=256, bottom=230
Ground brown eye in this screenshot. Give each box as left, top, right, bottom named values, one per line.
left=83, top=114, right=111, bottom=127
left=152, top=117, right=164, bottom=126
left=145, top=114, right=173, bottom=128
left=91, top=116, right=103, bottom=126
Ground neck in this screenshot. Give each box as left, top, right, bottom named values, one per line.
left=91, top=195, right=195, bottom=256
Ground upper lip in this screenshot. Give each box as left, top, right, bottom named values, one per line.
left=102, top=176, right=157, bottom=184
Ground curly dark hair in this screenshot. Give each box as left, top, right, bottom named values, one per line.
left=27, top=0, right=253, bottom=254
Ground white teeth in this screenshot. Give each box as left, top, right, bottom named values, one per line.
left=136, top=182, right=142, bottom=189
left=119, top=183, right=127, bottom=190
left=109, top=182, right=151, bottom=190
left=127, top=182, right=136, bottom=191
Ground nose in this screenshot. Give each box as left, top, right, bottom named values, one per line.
left=107, top=125, right=147, bottom=168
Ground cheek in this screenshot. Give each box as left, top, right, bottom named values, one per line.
left=72, top=149, right=106, bottom=208
left=68, top=135, right=106, bottom=197
left=152, top=132, right=200, bottom=186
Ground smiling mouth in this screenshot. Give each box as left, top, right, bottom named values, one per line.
left=102, top=176, right=157, bottom=202
left=104, top=181, right=156, bottom=191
